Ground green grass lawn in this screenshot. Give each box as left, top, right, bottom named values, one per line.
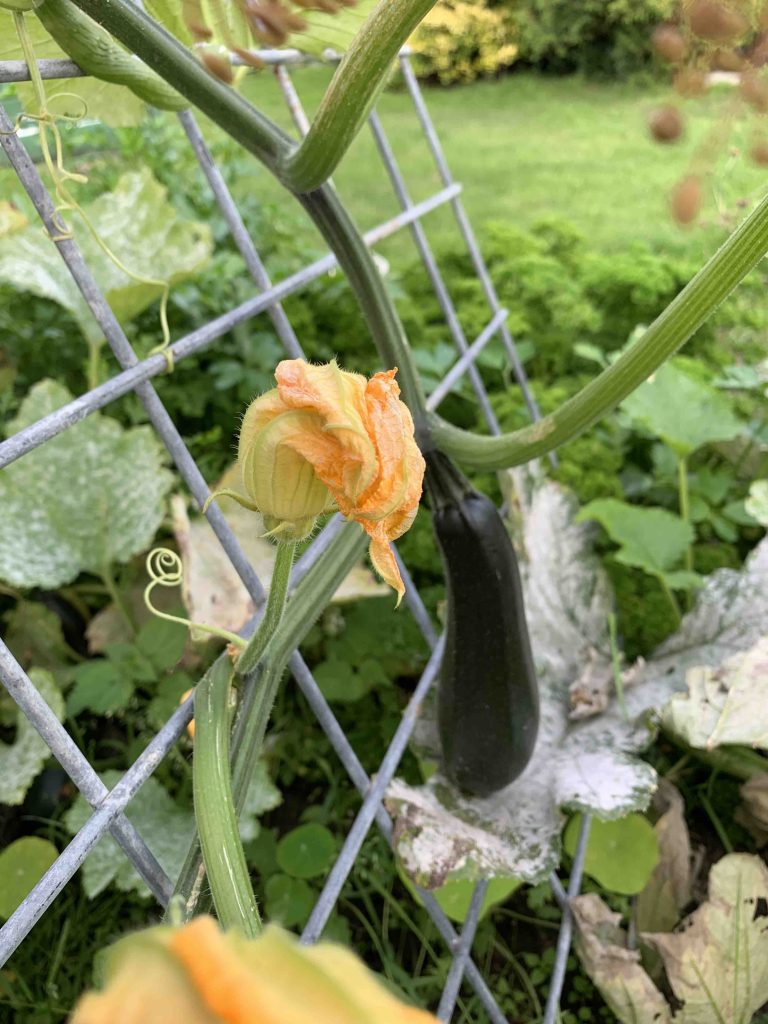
left=234, top=68, right=768, bottom=266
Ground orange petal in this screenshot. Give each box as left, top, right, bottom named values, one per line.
left=368, top=532, right=405, bottom=606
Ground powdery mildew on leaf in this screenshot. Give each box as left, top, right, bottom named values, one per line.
left=387, top=468, right=768, bottom=887
left=0, top=669, right=64, bottom=806
left=0, top=380, right=174, bottom=589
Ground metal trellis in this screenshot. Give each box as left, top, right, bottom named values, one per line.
left=0, top=47, right=589, bottom=1023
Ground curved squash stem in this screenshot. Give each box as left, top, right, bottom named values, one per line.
left=65, top=0, right=768, bottom=470
left=193, top=658, right=261, bottom=935
left=170, top=523, right=367, bottom=923
left=235, top=540, right=296, bottom=678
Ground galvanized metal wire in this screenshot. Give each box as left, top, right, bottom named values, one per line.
left=0, top=46, right=586, bottom=1021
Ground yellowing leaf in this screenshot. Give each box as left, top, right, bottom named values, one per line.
left=0, top=169, right=211, bottom=346
left=645, top=854, right=768, bottom=1024
left=662, top=636, right=768, bottom=751
left=0, top=202, right=27, bottom=237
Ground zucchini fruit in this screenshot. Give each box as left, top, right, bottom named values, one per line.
left=425, top=450, right=539, bottom=797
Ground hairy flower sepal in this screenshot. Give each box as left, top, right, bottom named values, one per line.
left=215, top=359, right=425, bottom=603
left=71, top=916, right=439, bottom=1023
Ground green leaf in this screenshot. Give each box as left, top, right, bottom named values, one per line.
left=146, top=671, right=194, bottom=731
left=276, top=823, right=336, bottom=880
left=577, top=499, right=693, bottom=576
left=3, top=601, right=75, bottom=672
left=399, top=869, right=521, bottom=925
left=0, top=379, right=173, bottom=589
left=0, top=837, right=58, bottom=920
left=264, top=874, right=315, bottom=929
left=104, top=643, right=157, bottom=685
left=662, top=570, right=704, bottom=591
left=239, top=761, right=283, bottom=844
left=312, top=658, right=389, bottom=703
left=135, top=617, right=187, bottom=673
left=63, top=771, right=194, bottom=899
left=0, top=169, right=211, bottom=346
left=564, top=813, right=659, bottom=895
left=67, top=660, right=134, bottom=718
left=0, top=669, right=64, bottom=806
left=620, top=362, right=744, bottom=457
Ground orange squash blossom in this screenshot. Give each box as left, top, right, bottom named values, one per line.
left=237, top=359, right=425, bottom=604
left=70, top=916, right=439, bottom=1023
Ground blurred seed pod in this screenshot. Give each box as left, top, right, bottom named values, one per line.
left=689, top=0, right=749, bottom=43
left=199, top=45, right=234, bottom=83
left=232, top=45, right=265, bottom=70
left=652, top=23, right=688, bottom=63
left=671, top=175, right=703, bottom=224
left=649, top=104, right=685, bottom=142
left=750, top=139, right=768, bottom=164
left=183, top=0, right=213, bottom=40
left=740, top=70, right=768, bottom=111
left=674, top=67, right=709, bottom=95
left=245, top=0, right=307, bottom=46
left=711, top=47, right=746, bottom=71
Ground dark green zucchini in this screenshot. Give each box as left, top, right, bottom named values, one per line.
left=425, top=449, right=539, bottom=797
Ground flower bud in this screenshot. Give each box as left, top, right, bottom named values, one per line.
left=239, top=396, right=334, bottom=541
left=71, top=917, right=439, bottom=1024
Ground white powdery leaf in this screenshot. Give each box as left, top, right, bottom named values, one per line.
left=0, top=380, right=173, bottom=589
left=388, top=469, right=768, bottom=887
left=0, top=670, right=64, bottom=806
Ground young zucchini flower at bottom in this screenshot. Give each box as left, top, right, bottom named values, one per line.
left=236, top=359, right=425, bottom=604
left=70, top=916, right=438, bottom=1024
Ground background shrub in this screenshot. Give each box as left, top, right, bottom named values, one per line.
left=409, top=0, right=518, bottom=84
left=500, top=0, right=676, bottom=77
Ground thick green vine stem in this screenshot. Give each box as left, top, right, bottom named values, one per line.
left=193, top=658, right=261, bottom=936
left=65, top=0, right=428, bottom=419
left=170, top=521, right=368, bottom=922
left=280, top=0, right=438, bottom=192
left=235, top=540, right=296, bottom=677
left=34, top=0, right=188, bottom=110
left=430, top=190, right=768, bottom=470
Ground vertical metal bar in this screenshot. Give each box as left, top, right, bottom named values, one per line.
left=368, top=110, right=500, bottom=435
left=178, top=109, right=305, bottom=360
left=290, top=654, right=506, bottom=1024
left=301, top=637, right=444, bottom=943
left=436, top=879, right=489, bottom=1022
left=399, top=54, right=552, bottom=455
left=275, top=64, right=312, bottom=137
left=542, top=815, right=593, bottom=1024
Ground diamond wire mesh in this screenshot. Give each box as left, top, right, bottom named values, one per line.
left=0, top=48, right=591, bottom=1022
